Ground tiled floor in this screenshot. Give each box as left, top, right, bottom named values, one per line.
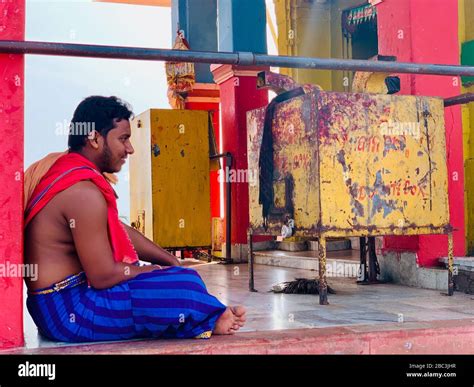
left=23, top=255, right=474, bottom=349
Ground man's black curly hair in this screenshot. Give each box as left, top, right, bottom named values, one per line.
left=68, top=96, right=134, bottom=151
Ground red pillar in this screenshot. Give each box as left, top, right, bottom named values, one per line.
left=0, top=0, right=25, bottom=349
left=378, top=0, right=465, bottom=266
left=211, top=65, right=268, bottom=259
left=184, top=83, right=221, bottom=220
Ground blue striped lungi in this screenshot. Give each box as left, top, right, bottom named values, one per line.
left=26, top=267, right=227, bottom=342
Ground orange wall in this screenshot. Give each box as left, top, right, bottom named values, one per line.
left=93, top=0, right=171, bottom=6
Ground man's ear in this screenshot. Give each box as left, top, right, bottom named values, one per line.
left=87, top=130, right=100, bottom=150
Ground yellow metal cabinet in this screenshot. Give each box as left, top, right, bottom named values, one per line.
left=247, top=88, right=453, bottom=303
left=130, top=109, right=212, bottom=249
left=247, top=91, right=449, bottom=238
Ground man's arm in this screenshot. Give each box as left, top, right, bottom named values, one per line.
left=62, top=181, right=159, bottom=289
left=122, top=222, right=180, bottom=266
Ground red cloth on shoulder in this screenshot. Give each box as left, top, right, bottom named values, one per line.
left=24, top=152, right=138, bottom=264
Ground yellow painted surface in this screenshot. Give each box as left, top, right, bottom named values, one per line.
left=352, top=71, right=390, bottom=94
left=130, top=110, right=153, bottom=241
left=460, top=0, right=466, bottom=46
left=211, top=217, right=223, bottom=251
left=247, top=96, right=320, bottom=234
left=247, top=91, right=449, bottom=238
left=130, top=109, right=211, bottom=248
left=319, top=92, right=448, bottom=234
left=459, top=0, right=474, bottom=254
left=465, top=159, right=474, bottom=253
left=273, top=0, right=332, bottom=90
left=273, top=0, right=363, bottom=91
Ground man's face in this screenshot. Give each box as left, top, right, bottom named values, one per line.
left=98, top=119, right=134, bottom=173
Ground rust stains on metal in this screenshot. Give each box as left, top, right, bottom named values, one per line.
left=247, top=88, right=449, bottom=239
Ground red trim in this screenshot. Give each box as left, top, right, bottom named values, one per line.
left=212, top=65, right=269, bottom=244
left=0, top=0, right=25, bottom=349
left=378, top=0, right=465, bottom=266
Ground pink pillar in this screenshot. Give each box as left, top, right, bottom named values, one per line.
left=0, top=0, right=25, bottom=349
left=211, top=65, right=269, bottom=259
left=378, top=0, right=465, bottom=266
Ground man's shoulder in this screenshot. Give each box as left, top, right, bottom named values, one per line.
left=63, top=180, right=101, bottom=194
left=57, top=180, right=107, bottom=214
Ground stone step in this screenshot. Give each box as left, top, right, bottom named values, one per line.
left=6, top=318, right=474, bottom=355
left=277, top=238, right=352, bottom=252
left=439, top=256, right=474, bottom=272
left=438, top=257, right=474, bottom=294
left=276, top=240, right=307, bottom=252
left=366, top=252, right=449, bottom=291
left=254, top=250, right=359, bottom=277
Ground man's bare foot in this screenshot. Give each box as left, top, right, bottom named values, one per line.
left=230, top=306, right=246, bottom=329
left=213, top=306, right=246, bottom=335
left=213, top=308, right=236, bottom=335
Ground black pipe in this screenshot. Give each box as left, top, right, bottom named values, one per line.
left=368, top=237, right=378, bottom=282
left=210, top=152, right=233, bottom=263
left=2, top=40, right=474, bottom=77
left=444, top=93, right=474, bottom=107
left=248, top=228, right=256, bottom=292
left=358, top=237, right=368, bottom=283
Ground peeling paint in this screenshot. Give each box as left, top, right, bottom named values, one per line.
left=247, top=90, right=449, bottom=237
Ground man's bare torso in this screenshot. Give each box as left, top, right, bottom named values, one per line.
left=24, top=184, right=87, bottom=291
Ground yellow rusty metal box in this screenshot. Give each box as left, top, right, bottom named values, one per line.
left=130, top=109, right=212, bottom=249
left=247, top=91, right=449, bottom=238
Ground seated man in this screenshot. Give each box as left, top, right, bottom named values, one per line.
left=24, top=96, right=245, bottom=343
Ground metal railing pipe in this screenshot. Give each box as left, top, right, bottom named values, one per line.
left=1, top=41, right=474, bottom=77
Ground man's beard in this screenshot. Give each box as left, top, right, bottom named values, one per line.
left=99, top=141, right=117, bottom=173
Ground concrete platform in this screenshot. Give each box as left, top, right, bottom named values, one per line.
left=5, top=319, right=474, bottom=355
left=5, top=262, right=474, bottom=354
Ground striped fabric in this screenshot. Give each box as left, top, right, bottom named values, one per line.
left=26, top=267, right=227, bottom=342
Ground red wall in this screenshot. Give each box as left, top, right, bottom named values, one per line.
left=218, top=73, right=268, bottom=244
left=185, top=100, right=221, bottom=219
left=0, top=0, right=25, bottom=349
left=378, top=0, right=465, bottom=266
